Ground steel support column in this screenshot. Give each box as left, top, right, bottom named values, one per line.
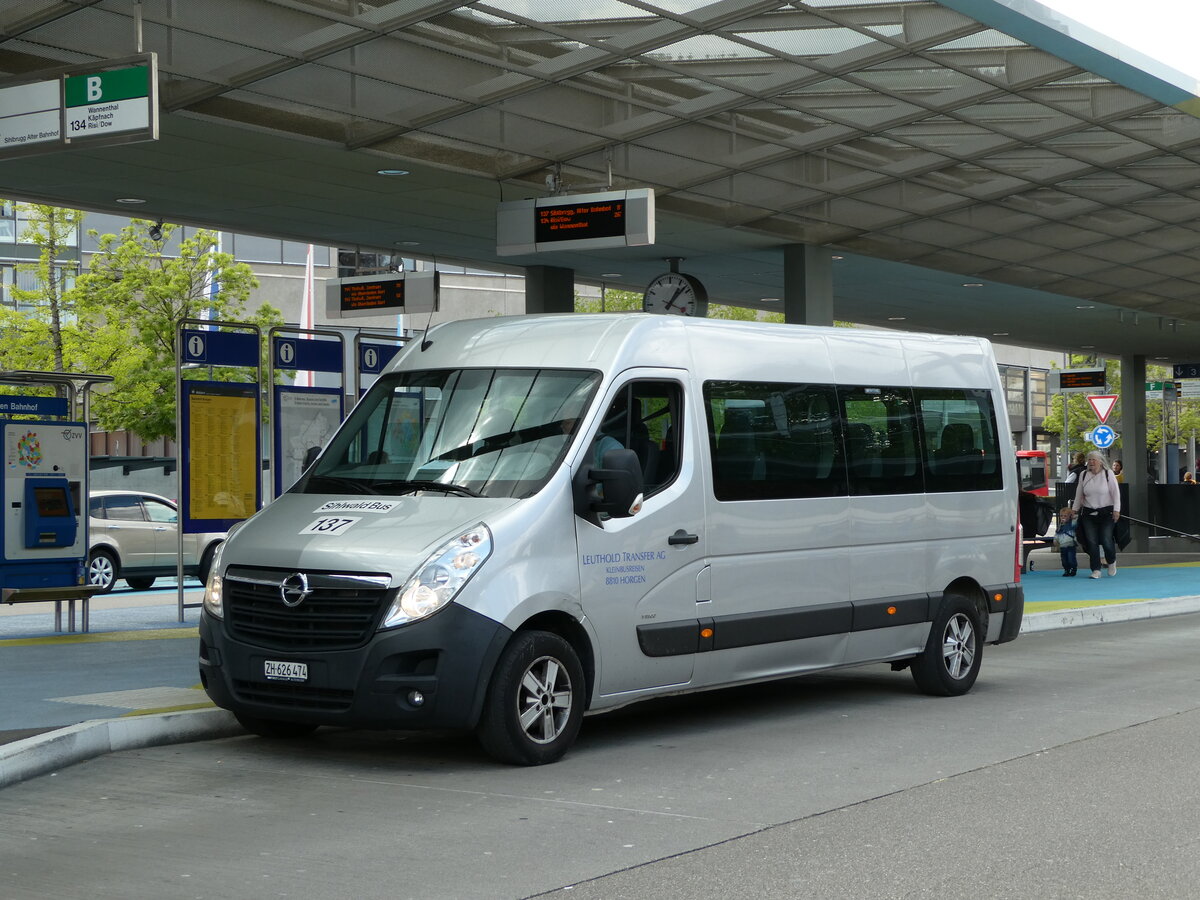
left=524, top=266, right=575, bottom=314
left=1120, top=354, right=1149, bottom=552
left=782, top=244, right=833, bottom=326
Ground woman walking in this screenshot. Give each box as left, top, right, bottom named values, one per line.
left=1067, top=450, right=1121, bottom=579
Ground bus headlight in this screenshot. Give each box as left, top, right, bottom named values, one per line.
left=203, top=574, right=224, bottom=619
left=202, top=541, right=227, bottom=619
left=382, top=524, right=492, bottom=629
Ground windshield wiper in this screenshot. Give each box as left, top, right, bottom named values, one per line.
left=433, top=420, right=565, bottom=464
left=377, top=479, right=482, bottom=498
left=304, top=474, right=380, bottom=494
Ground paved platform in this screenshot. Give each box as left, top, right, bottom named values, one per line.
left=2, top=554, right=1199, bottom=788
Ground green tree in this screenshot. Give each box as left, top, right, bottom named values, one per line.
left=0, top=204, right=83, bottom=373
left=75, top=219, right=282, bottom=441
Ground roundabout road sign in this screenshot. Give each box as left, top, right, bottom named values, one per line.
left=1090, top=424, right=1117, bottom=448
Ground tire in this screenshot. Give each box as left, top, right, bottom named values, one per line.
left=910, top=594, right=983, bottom=696
left=198, top=540, right=222, bottom=585
left=87, top=549, right=119, bottom=593
left=477, top=630, right=585, bottom=766
left=234, top=713, right=319, bottom=739
left=125, top=576, right=155, bottom=591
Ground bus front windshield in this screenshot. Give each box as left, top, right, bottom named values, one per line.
left=297, top=367, right=601, bottom=499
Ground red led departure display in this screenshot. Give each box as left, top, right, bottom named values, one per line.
left=1057, top=369, right=1106, bottom=390
left=535, top=200, right=626, bottom=243
left=339, top=279, right=405, bottom=313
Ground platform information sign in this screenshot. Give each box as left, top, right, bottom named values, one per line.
left=0, top=54, right=157, bottom=161
left=497, top=188, right=655, bottom=255
left=1048, top=367, right=1106, bottom=393
left=63, top=64, right=152, bottom=140
left=180, top=381, right=260, bottom=532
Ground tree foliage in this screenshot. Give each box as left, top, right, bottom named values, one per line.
left=0, top=207, right=282, bottom=442
left=0, top=204, right=82, bottom=373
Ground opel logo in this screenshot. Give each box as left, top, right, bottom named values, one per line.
left=279, top=572, right=312, bottom=608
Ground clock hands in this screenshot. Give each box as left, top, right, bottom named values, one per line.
left=664, top=283, right=688, bottom=312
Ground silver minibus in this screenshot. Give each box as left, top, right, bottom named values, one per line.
left=199, top=314, right=1023, bottom=764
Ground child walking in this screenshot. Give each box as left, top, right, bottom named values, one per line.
left=1055, top=507, right=1078, bottom=577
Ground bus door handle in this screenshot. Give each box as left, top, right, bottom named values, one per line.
left=668, top=530, right=699, bottom=546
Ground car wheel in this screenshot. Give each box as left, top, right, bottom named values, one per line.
left=234, top=713, right=319, bottom=739
left=88, top=549, right=119, bottom=593
left=911, top=593, right=983, bottom=696
left=477, top=630, right=584, bottom=766
left=198, top=540, right=222, bottom=585
left=125, top=576, right=155, bottom=591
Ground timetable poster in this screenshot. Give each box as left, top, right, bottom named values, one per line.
left=181, top=381, right=260, bottom=533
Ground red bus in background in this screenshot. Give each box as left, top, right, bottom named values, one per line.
left=1017, top=450, right=1049, bottom=496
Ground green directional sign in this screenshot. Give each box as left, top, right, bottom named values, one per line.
left=0, top=53, right=157, bottom=160
left=64, top=65, right=151, bottom=140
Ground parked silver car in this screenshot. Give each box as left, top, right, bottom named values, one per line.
left=87, top=490, right=226, bottom=592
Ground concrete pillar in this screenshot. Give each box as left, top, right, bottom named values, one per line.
left=524, top=266, right=575, bottom=314
left=782, top=244, right=833, bottom=326
left=1120, top=354, right=1149, bottom=552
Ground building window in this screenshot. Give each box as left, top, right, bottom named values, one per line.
left=338, top=249, right=396, bottom=278
left=1029, top=369, right=1048, bottom=422
left=1000, top=366, right=1026, bottom=421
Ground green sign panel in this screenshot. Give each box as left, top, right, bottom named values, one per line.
left=64, top=66, right=149, bottom=108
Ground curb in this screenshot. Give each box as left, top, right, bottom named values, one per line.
left=1020, top=595, right=1200, bottom=633
left=0, top=707, right=243, bottom=790
left=5, top=598, right=1200, bottom=791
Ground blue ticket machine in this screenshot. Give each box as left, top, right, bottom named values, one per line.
left=1, top=421, right=91, bottom=602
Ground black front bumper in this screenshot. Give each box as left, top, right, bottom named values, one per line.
left=199, top=604, right=512, bottom=731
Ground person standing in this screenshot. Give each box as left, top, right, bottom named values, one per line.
left=1068, top=450, right=1121, bottom=579
left=1054, top=507, right=1078, bottom=577
left=1112, top=459, right=1125, bottom=482
left=1064, top=451, right=1087, bottom=483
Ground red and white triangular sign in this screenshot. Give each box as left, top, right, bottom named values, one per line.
left=1088, top=394, right=1118, bottom=423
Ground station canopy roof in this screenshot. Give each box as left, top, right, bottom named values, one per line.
left=4, top=0, right=1200, bottom=360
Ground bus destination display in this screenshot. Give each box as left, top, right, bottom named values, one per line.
left=339, top=278, right=404, bottom=313
left=535, top=199, right=625, bottom=243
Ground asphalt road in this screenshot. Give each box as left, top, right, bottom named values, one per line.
left=2, top=615, right=1199, bottom=899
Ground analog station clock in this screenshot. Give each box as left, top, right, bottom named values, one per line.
left=642, top=271, right=708, bottom=317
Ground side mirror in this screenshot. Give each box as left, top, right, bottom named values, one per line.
left=575, top=448, right=644, bottom=519
left=301, top=446, right=321, bottom=471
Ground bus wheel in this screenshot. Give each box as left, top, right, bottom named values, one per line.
left=477, top=630, right=584, bottom=766
left=911, top=594, right=982, bottom=696
left=235, top=713, right=318, bottom=739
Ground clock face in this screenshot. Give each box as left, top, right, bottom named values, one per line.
left=642, top=272, right=709, bottom=317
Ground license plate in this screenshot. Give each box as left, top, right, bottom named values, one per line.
left=264, top=660, right=308, bottom=682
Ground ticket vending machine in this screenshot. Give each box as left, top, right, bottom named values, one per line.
left=1, top=420, right=92, bottom=602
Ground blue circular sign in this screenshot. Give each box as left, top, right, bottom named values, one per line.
left=1090, top=424, right=1116, bottom=448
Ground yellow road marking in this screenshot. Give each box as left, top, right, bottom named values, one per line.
left=0, top=627, right=199, bottom=647
left=121, top=701, right=216, bottom=717
left=1026, top=598, right=1156, bottom=612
